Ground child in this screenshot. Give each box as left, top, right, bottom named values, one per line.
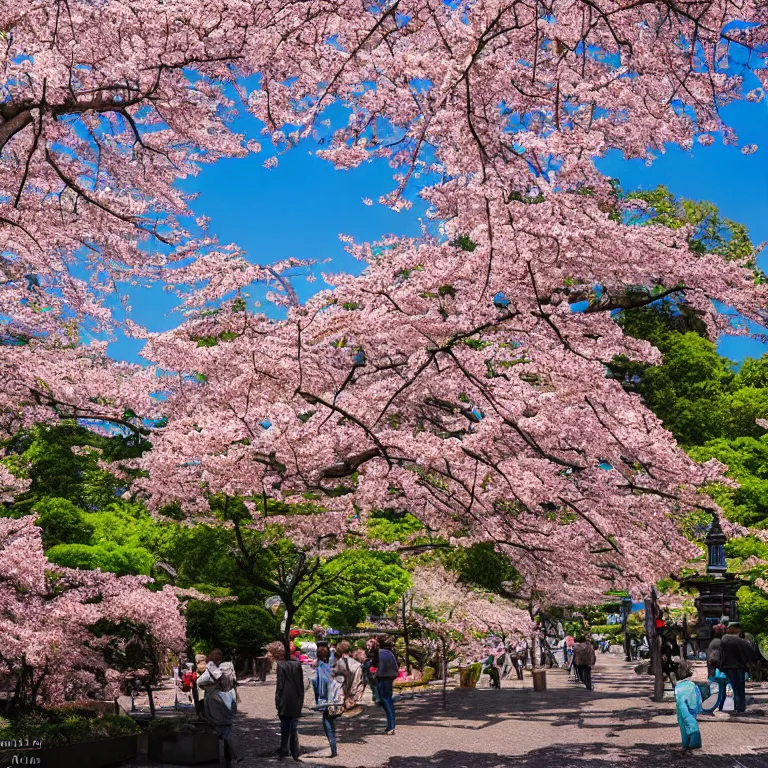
left=674, top=663, right=703, bottom=752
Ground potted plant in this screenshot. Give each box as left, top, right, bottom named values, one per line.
left=147, top=716, right=219, bottom=765
left=0, top=706, right=140, bottom=768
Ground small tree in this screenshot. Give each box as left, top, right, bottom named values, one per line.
left=0, top=516, right=185, bottom=712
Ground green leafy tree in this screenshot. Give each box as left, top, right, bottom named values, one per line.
left=614, top=309, right=737, bottom=445
left=736, top=586, right=768, bottom=638
left=689, top=438, right=768, bottom=528
left=2, top=423, right=148, bottom=514
left=295, top=549, right=412, bottom=629
left=185, top=602, right=279, bottom=665
left=442, top=543, right=521, bottom=595
left=624, top=185, right=760, bottom=269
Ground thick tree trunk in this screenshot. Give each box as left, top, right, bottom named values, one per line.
left=146, top=683, right=156, bottom=718
left=645, top=595, right=664, bottom=702
left=282, top=604, right=296, bottom=659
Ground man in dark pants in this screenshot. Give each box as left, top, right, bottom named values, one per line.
left=573, top=636, right=596, bottom=691
left=374, top=636, right=399, bottom=735
left=719, top=623, right=757, bottom=714
left=267, top=641, right=305, bottom=761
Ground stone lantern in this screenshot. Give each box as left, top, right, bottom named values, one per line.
left=682, top=513, right=742, bottom=652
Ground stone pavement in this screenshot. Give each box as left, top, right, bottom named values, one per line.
left=127, top=654, right=768, bottom=768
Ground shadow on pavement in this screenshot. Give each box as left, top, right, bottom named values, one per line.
left=382, top=743, right=768, bottom=768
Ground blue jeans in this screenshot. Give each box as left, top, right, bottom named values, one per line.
left=279, top=716, right=300, bottom=758
left=363, top=662, right=380, bottom=703
left=724, top=668, right=747, bottom=712
left=376, top=679, right=396, bottom=731
left=322, top=711, right=338, bottom=756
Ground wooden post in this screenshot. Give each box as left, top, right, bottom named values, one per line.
left=402, top=594, right=411, bottom=674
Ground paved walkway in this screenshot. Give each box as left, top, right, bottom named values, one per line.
left=127, top=655, right=768, bottom=767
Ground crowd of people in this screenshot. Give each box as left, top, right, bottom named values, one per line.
left=482, top=638, right=529, bottom=688
left=666, top=621, right=768, bottom=753
left=183, top=619, right=767, bottom=762
left=266, top=632, right=401, bottom=761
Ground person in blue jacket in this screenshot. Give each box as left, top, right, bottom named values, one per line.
left=674, top=663, right=703, bottom=752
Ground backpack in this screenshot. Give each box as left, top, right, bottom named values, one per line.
left=342, top=657, right=365, bottom=708
left=707, top=639, right=722, bottom=668
left=326, top=676, right=345, bottom=716
left=574, top=643, right=592, bottom=666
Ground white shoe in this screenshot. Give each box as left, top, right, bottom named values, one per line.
left=385, top=729, right=396, bottom=735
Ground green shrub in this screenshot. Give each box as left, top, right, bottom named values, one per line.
left=738, top=585, right=768, bottom=637
left=147, top=717, right=187, bottom=735
left=0, top=711, right=139, bottom=747
left=589, top=624, right=623, bottom=639
left=46, top=541, right=154, bottom=576
left=34, top=497, right=94, bottom=548
left=186, top=601, right=279, bottom=659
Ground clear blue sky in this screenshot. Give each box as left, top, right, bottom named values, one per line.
left=109, top=97, right=768, bottom=365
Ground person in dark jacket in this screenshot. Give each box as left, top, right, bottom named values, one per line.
left=706, top=625, right=728, bottom=712
left=267, top=641, right=305, bottom=761
left=719, top=623, right=757, bottom=713
left=573, top=636, right=596, bottom=691
left=374, top=636, right=399, bottom=734
left=362, top=638, right=381, bottom=705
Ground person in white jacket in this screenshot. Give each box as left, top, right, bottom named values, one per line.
left=198, top=649, right=240, bottom=761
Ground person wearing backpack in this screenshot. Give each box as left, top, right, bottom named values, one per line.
left=705, top=625, right=728, bottom=712
left=312, top=645, right=344, bottom=757
left=719, top=622, right=758, bottom=713
left=334, top=641, right=365, bottom=714
left=374, top=636, right=399, bottom=735
left=573, top=635, right=596, bottom=691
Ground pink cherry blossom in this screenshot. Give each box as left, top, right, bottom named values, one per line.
left=0, top=516, right=185, bottom=708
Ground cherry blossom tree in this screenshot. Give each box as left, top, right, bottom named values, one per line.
left=3, top=0, right=766, bottom=336
left=409, top=565, right=533, bottom=663
left=0, top=515, right=185, bottom=710
left=3, top=0, right=768, bottom=641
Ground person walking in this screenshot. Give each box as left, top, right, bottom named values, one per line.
left=267, top=641, right=305, bottom=761
left=362, top=638, right=381, bottom=705
left=334, top=641, right=365, bottom=713
left=311, top=645, right=343, bottom=758
left=198, top=648, right=240, bottom=762
left=507, top=639, right=525, bottom=681
left=706, top=625, right=728, bottom=712
left=374, top=636, right=399, bottom=734
left=573, top=635, right=596, bottom=691
left=674, top=663, right=703, bottom=752
left=718, top=622, right=757, bottom=714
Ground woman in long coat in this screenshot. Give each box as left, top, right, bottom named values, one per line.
left=267, top=641, right=305, bottom=761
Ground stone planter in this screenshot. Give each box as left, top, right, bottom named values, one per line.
left=147, top=730, right=219, bottom=764
left=7, top=734, right=139, bottom=768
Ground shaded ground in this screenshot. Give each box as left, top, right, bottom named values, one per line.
left=124, top=654, right=768, bottom=767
